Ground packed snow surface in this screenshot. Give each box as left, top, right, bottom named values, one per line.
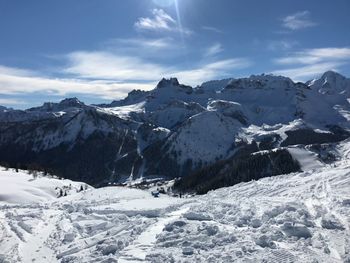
left=1, top=142, right=350, bottom=262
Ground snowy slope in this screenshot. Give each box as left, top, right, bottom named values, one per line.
left=0, top=97, right=134, bottom=152
left=100, top=101, right=146, bottom=120
left=1, top=137, right=350, bottom=263
left=146, top=100, right=205, bottom=129
left=287, top=146, right=324, bottom=171
left=165, top=111, right=242, bottom=165
left=0, top=169, right=87, bottom=204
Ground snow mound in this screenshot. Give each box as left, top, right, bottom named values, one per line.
left=0, top=168, right=87, bottom=204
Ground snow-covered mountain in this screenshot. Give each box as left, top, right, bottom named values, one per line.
left=0, top=71, right=349, bottom=190
left=1, top=137, right=350, bottom=262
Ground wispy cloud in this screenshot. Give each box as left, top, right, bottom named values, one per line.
left=0, top=65, right=155, bottom=100
left=0, top=26, right=253, bottom=107
left=204, top=43, right=224, bottom=57
left=201, top=26, right=223, bottom=34
left=275, top=47, right=350, bottom=65
left=267, top=40, right=299, bottom=51
left=0, top=49, right=251, bottom=105
left=0, top=65, right=36, bottom=77
left=135, top=9, right=175, bottom=31
left=106, top=37, right=174, bottom=50
left=64, top=50, right=250, bottom=86
left=0, top=98, right=26, bottom=106
left=282, top=11, right=317, bottom=31
left=101, top=37, right=187, bottom=60
left=174, top=59, right=252, bottom=85
left=64, top=51, right=168, bottom=81
left=134, top=9, right=191, bottom=35
left=272, top=47, right=350, bottom=80
left=272, top=63, right=341, bottom=81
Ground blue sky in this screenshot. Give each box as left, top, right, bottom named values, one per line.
left=0, top=0, right=350, bottom=108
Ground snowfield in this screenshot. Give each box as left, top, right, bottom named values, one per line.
left=1, top=143, right=350, bottom=262
left=0, top=170, right=87, bottom=204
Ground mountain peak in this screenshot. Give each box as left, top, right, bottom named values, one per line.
left=27, top=97, right=85, bottom=112
left=320, top=70, right=346, bottom=82
left=307, top=71, right=350, bottom=96
left=59, top=97, right=84, bottom=106
left=156, top=78, right=180, bottom=88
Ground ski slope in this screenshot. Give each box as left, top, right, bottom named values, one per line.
left=0, top=148, right=350, bottom=262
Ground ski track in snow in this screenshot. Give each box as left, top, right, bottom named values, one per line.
left=119, top=207, right=190, bottom=262
left=1, top=143, right=350, bottom=262
left=20, top=208, right=59, bottom=263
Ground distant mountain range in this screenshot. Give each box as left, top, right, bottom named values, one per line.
left=1, top=71, right=349, bottom=192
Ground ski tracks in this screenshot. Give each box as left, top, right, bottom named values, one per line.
left=19, top=208, right=60, bottom=263
left=118, top=206, right=190, bottom=262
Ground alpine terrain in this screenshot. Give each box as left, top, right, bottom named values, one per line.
left=0, top=71, right=350, bottom=262
left=0, top=71, right=349, bottom=190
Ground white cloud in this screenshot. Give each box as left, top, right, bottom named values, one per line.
left=0, top=31, right=253, bottom=106
left=204, top=43, right=224, bottom=57
left=282, top=11, right=317, bottom=31
left=201, top=26, right=223, bottom=34
left=0, top=51, right=251, bottom=104
left=275, top=47, right=350, bottom=65
left=65, top=51, right=168, bottom=81
left=134, top=9, right=191, bottom=35
left=272, top=62, right=341, bottom=81
left=0, top=98, right=26, bottom=106
left=64, top=51, right=251, bottom=86
left=272, top=47, right=350, bottom=80
left=117, top=37, right=173, bottom=49
left=102, top=37, right=185, bottom=59
left=0, top=65, right=155, bottom=100
left=105, top=37, right=174, bottom=50
left=0, top=65, right=36, bottom=77
left=267, top=40, right=299, bottom=51
left=135, top=9, right=175, bottom=31
left=174, top=59, right=252, bottom=85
